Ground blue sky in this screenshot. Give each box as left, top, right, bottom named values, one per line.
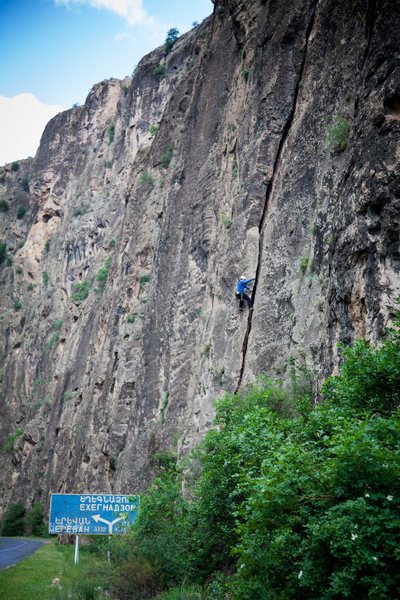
left=0, top=0, right=212, bottom=107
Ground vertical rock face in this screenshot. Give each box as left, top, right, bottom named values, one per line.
left=0, top=0, right=399, bottom=511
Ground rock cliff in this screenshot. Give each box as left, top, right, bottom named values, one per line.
left=0, top=0, right=399, bottom=513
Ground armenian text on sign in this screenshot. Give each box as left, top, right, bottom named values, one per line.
left=49, top=493, right=140, bottom=535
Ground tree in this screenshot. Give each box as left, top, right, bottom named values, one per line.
left=1, top=503, right=26, bottom=536
left=26, top=502, right=45, bottom=536
left=165, top=28, right=179, bottom=53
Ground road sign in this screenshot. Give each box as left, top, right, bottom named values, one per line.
left=49, top=493, right=139, bottom=535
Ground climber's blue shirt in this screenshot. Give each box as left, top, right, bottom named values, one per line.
left=236, top=278, right=254, bottom=294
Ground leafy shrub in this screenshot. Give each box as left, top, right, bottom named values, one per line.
left=300, top=255, right=309, bottom=273
left=0, top=241, right=6, bottom=265
left=158, top=145, right=174, bottom=168
left=326, top=115, right=352, bottom=153
left=241, top=68, right=249, bottom=82
left=219, top=213, right=231, bottom=228
left=0, top=200, right=9, bottom=212
left=33, top=396, right=51, bottom=410
left=21, top=177, right=30, bottom=192
left=1, top=503, right=25, bottom=535
left=139, top=172, right=155, bottom=189
left=96, top=257, right=111, bottom=292
left=165, top=28, right=179, bottom=54
left=139, top=273, right=150, bottom=288
left=71, top=280, right=90, bottom=303
left=54, top=318, right=63, bottom=331
left=149, top=124, right=159, bottom=137
left=111, top=310, right=400, bottom=598
left=46, top=332, right=60, bottom=350
left=26, top=502, right=45, bottom=536
left=3, top=428, right=23, bottom=453
left=13, top=299, right=22, bottom=311
left=42, top=271, right=49, bottom=286
left=11, top=161, right=20, bottom=172
left=154, top=63, right=166, bottom=78
left=16, top=206, right=27, bottom=219
left=73, top=205, right=89, bottom=217
left=107, top=122, right=115, bottom=145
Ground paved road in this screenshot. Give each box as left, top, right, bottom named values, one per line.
left=0, top=538, right=45, bottom=570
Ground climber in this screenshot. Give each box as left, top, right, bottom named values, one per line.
left=235, top=276, right=255, bottom=311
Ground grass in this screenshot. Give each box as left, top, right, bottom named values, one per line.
left=0, top=541, right=109, bottom=600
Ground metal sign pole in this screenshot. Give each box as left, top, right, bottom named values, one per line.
left=74, top=534, right=79, bottom=565
left=107, top=534, right=111, bottom=563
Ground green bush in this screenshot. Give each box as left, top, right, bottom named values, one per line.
left=154, top=63, right=166, bottom=78
left=11, top=161, right=20, bottom=172
left=3, top=428, right=23, bottom=453
left=326, top=115, right=352, bottom=154
left=1, top=503, right=26, bottom=536
left=300, top=254, right=309, bottom=273
left=95, top=257, right=111, bottom=292
left=0, top=241, right=6, bottom=265
left=110, top=309, right=400, bottom=598
left=13, top=299, right=22, bottom=311
left=26, top=502, right=45, bottom=536
left=16, top=206, right=27, bottom=219
left=219, top=213, right=231, bottom=228
left=139, top=172, right=155, bottom=189
left=46, top=332, right=60, bottom=350
left=42, top=271, right=49, bottom=286
left=21, top=177, right=30, bottom=192
left=139, top=273, right=151, bottom=288
left=71, top=280, right=90, bottom=303
left=107, top=122, right=115, bottom=145
left=149, top=124, right=159, bottom=137
left=159, top=145, right=174, bottom=168
left=0, top=199, right=9, bottom=212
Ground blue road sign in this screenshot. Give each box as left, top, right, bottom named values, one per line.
left=49, top=493, right=140, bottom=535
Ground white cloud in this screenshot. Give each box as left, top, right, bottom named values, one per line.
left=55, top=0, right=155, bottom=27
left=0, top=94, right=64, bottom=166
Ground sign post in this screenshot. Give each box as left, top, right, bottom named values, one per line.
left=74, top=535, right=79, bottom=565
left=49, top=494, right=140, bottom=563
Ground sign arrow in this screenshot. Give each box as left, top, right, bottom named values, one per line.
left=92, top=514, right=124, bottom=534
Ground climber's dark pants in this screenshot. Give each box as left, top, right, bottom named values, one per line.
left=236, top=292, right=252, bottom=310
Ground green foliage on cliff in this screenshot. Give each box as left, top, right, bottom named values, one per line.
left=158, top=145, right=174, bottom=168
left=107, top=311, right=400, bottom=599
left=326, top=115, right=352, bottom=153
left=0, top=200, right=9, bottom=212
left=70, top=280, right=90, bottom=304
left=3, top=429, right=23, bottom=453
left=139, top=171, right=155, bottom=189
left=107, top=122, right=115, bottom=145
left=96, top=257, right=111, bottom=292
left=0, top=241, right=6, bottom=265
left=153, top=63, right=166, bottom=78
